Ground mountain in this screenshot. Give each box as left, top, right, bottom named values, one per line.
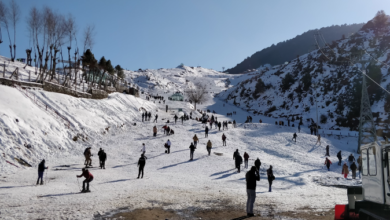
left=218, top=13, right=390, bottom=136
left=225, top=23, right=364, bottom=74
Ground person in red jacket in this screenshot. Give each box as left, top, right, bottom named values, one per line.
left=77, top=168, right=94, bottom=193
left=243, top=152, right=249, bottom=169
left=324, top=157, right=332, bottom=171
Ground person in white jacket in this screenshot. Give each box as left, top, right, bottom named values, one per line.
left=166, top=139, right=171, bottom=154
left=141, top=143, right=146, bottom=155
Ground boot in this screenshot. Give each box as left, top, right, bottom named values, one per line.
left=40, top=180, right=43, bottom=185
left=269, top=186, right=271, bottom=192
left=36, top=180, right=39, bottom=185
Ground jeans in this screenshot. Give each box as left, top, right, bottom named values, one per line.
left=245, top=160, right=248, bottom=168
left=190, top=150, right=194, bottom=160
left=138, top=166, right=144, bottom=178
left=37, top=171, right=44, bottom=184
left=246, top=189, right=256, bottom=214
left=83, top=177, right=93, bottom=191
left=352, top=170, right=356, bottom=179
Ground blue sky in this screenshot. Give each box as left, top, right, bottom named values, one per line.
left=2, top=0, right=390, bottom=71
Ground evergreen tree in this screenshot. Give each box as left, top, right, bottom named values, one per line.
left=281, top=73, right=295, bottom=91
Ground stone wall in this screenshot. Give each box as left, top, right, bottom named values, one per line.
left=43, top=81, right=92, bottom=99
left=0, top=78, right=43, bottom=88
left=91, top=89, right=108, bottom=99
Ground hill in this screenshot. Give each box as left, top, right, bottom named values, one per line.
left=225, top=23, right=364, bottom=74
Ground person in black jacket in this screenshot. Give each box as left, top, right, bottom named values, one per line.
left=235, top=153, right=243, bottom=173
left=350, top=162, right=357, bottom=179
left=98, top=149, right=107, bottom=169
left=292, top=132, right=297, bottom=142
left=254, top=158, right=261, bottom=172
left=137, top=154, right=147, bottom=179
left=325, top=145, right=330, bottom=157
left=337, top=151, right=342, bottom=166
left=205, top=126, right=209, bottom=138
left=245, top=166, right=260, bottom=217
left=267, top=165, right=274, bottom=192
left=37, top=159, right=48, bottom=185
left=189, top=142, right=196, bottom=160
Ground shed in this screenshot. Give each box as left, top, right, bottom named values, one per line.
left=169, top=93, right=184, bottom=101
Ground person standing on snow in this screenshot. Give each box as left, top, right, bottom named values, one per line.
left=243, top=152, right=249, bottom=169
left=142, top=113, right=145, bottom=122
left=205, top=126, right=209, bottom=138
left=342, top=163, right=349, bottom=179
left=148, top=112, right=152, bottom=121
left=235, top=152, right=243, bottom=173
left=193, top=134, right=199, bottom=147
left=37, top=159, right=48, bottom=185
left=337, top=151, right=342, bottom=166
left=292, top=133, right=297, bottom=143
left=189, top=142, right=196, bottom=160
left=245, top=166, right=260, bottom=217
left=77, top=168, right=94, bottom=193
left=98, top=149, right=107, bottom=169
left=137, top=154, right=147, bottom=179
left=357, top=155, right=362, bottom=178
left=141, top=143, right=146, bottom=155
left=222, top=133, right=227, bottom=146
left=218, top=122, right=221, bottom=131
left=206, top=140, right=212, bottom=156
left=153, top=114, right=158, bottom=123
left=153, top=126, right=157, bottom=137
left=350, top=162, right=357, bottom=179
left=325, top=145, right=330, bottom=157
left=348, top=153, right=355, bottom=166
left=84, top=147, right=92, bottom=167
left=267, top=165, right=275, bottom=192
left=324, top=157, right=332, bottom=171
left=166, top=139, right=171, bottom=154
left=254, top=158, right=261, bottom=172
left=316, top=134, right=321, bottom=145
left=174, top=115, right=178, bottom=124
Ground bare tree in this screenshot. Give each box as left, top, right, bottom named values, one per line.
left=0, top=0, right=12, bottom=60
left=83, top=24, right=95, bottom=53
left=27, top=6, right=42, bottom=66
left=9, top=0, right=20, bottom=61
left=185, top=82, right=208, bottom=110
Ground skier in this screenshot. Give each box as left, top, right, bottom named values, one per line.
left=235, top=152, right=243, bottom=173
left=222, top=133, right=227, bottom=146
left=98, top=149, right=107, bottom=169
left=137, top=154, right=147, bottom=179
left=292, top=132, right=297, bottom=143
left=37, top=159, right=48, bottom=185
left=193, top=134, right=199, bottom=147
left=342, top=163, right=349, bottom=179
left=325, top=145, right=330, bottom=157
left=141, top=143, right=146, bottom=155
left=174, top=115, right=178, bottom=124
left=245, top=166, right=260, bottom=217
left=324, top=157, right=332, bottom=171
left=254, top=158, right=261, bottom=172
left=316, top=134, right=321, bottom=145
left=350, top=162, right=357, bottom=179
left=84, top=147, right=92, bottom=167
left=357, top=155, right=362, bottom=178
left=337, top=150, right=342, bottom=166
left=153, top=114, right=158, bottom=123
left=218, top=122, right=221, bottom=131
left=348, top=153, right=355, bottom=166
left=153, top=126, right=157, bottom=137
left=76, top=168, right=94, bottom=193
left=206, top=140, right=212, bottom=156
left=189, top=142, right=196, bottom=160
left=142, top=113, right=145, bottom=122
left=267, top=165, right=274, bottom=192
left=166, top=139, right=171, bottom=154
left=243, top=152, right=249, bottom=169
left=205, top=126, right=209, bottom=138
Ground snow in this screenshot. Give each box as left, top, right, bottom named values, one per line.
left=0, top=62, right=360, bottom=219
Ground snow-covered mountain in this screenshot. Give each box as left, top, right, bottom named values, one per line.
left=218, top=17, right=390, bottom=134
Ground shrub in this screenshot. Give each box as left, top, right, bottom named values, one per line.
left=320, top=114, right=328, bottom=124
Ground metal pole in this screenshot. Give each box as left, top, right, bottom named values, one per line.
left=313, top=82, right=319, bottom=134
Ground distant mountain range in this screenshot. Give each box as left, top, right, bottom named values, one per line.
left=225, top=23, right=364, bottom=74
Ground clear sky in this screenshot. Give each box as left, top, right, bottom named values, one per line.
left=1, top=0, right=390, bottom=71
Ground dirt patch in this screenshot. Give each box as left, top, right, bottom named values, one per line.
left=193, top=209, right=269, bottom=220
left=109, top=207, right=180, bottom=220
left=278, top=208, right=334, bottom=220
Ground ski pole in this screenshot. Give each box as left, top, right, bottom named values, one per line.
left=76, top=178, right=81, bottom=191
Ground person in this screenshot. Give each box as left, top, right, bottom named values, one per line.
left=245, top=166, right=260, bottom=217
left=298, top=124, right=300, bottom=133
left=337, top=151, right=342, bottom=166
left=153, top=114, right=158, bottom=123
left=153, top=126, right=157, bottom=137
left=310, top=127, right=313, bottom=135
left=141, top=143, right=146, bottom=155
left=316, top=135, right=321, bottom=145
left=233, top=120, right=236, bottom=128
left=84, top=147, right=92, bottom=167
left=181, top=116, right=184, bottom=124
left=325, top=145, right=330, bottom=157
left=254, top=158, right=261, bottom=172
left=267, top=165, right=274, bottom=192
left=189, top=142, right=196, bottom=160
left=174, top=115, right=178, bottom=124
left=98, top=149, right=107, bottom=169
left=206, top=140, right=212, bottom=156
left=324, top=157, right=332, bottom=171
left=77, top=168, right=94, bottom=193
left=292, top=133, right=297, bottom=143
left=348, top=154, right=355, bottom=166
left=193, top=134, right=199, bottom=147
left=235, top=152, right=243, bottom=173
left=137, top=154, right=147, bottom=179
left=357, top=155, right=362, bottom=178
left=259, top=119, right=262, bottom=123
left=222, top=133, right=227, bottom=146
left=218, top=122, right=221, bottom=131
left=166, top=139, right=171, bottom=154
left=205, top=126, right=209, bottom=138
left=148, top=112, right=152, bottom=121
left=350, top=162, right=357, bottom=179
left=342, top=163, right=349, bottom=179
left=37, top=159, right=48, bottom=185
left=142, top=113, right=145, bottom=122
left=243, top=152, right=249, bottom=169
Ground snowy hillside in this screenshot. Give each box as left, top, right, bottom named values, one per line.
left=218, top=18, right=390, bottom=134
